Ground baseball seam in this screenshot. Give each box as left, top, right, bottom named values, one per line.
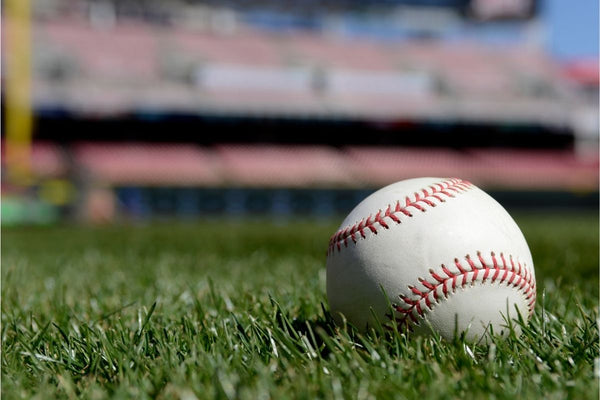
left=393, top=251, right=536, bottom=330
left=327, top=178, right=473, bottom=255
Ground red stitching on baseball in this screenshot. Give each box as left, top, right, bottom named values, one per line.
left=327, top=178, right=473, bottom=255
left=393, top=251, right=536, bottom=331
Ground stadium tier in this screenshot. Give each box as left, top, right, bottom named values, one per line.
left=10, top=15, right=595, bottom=131
left=17, top=141, right=598, bottom=190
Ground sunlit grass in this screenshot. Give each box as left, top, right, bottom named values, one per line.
left=2, top=212, right=598, bottom=399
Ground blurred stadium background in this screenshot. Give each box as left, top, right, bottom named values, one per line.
left=2, top=0, right=598, bottom=225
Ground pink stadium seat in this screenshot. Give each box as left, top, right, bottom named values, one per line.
left=30, top=142, right=68, bottom=177
left=1, top=141, right=67, bottom=178
left=216, top=145, right=353, bottom=187
left=43, top=19, right=159, bottom=81
left=346, top=147, right=469, bottom=185
left=172, top=30, right=281, bottom=65
left=466, top=149, right=599, bottom=190
left=289, top=34, right=394, bottom=70
left=73, top=142, right=221, bottom=185
left=346, top=147, right=598, bottom=190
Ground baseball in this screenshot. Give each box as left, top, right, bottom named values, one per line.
left=326, top=177, right=536, bottom=341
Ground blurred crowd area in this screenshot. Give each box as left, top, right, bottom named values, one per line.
left=2, top=0, right=598, bottom=224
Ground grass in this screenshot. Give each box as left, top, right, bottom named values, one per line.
left=2, top=212, right=598, bottom=399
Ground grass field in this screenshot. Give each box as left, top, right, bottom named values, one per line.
left=2, top=212, right=598, bottom=399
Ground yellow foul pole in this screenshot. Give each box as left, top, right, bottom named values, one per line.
left=5, top=0, right=33, bottom=185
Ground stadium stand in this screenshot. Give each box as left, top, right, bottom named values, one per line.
left=2, top=0, right=598, bottom=221
left=21, top=141, right=598, bottom=190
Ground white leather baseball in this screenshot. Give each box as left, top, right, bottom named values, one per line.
left=326, top=177, right=536, bottom=341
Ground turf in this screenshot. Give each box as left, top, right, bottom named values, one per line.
left=2, top=212, right=598, bottom=399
